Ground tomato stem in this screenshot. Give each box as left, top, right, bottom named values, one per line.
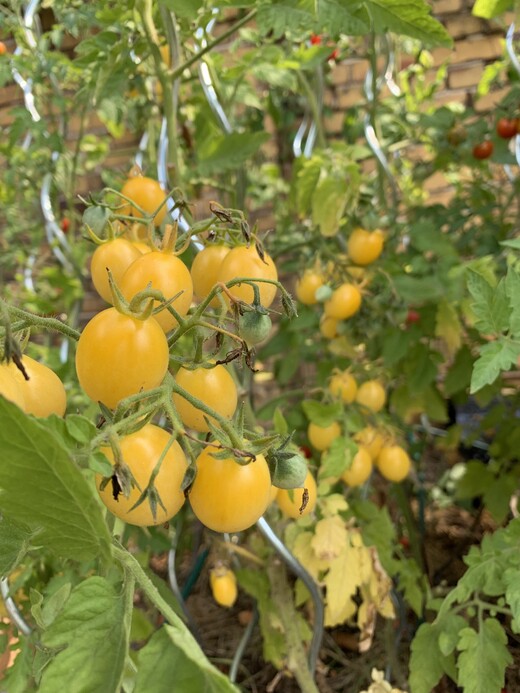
left=1, top=301, right=81, bottom=341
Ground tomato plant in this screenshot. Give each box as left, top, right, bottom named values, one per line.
left=75, top=307, right=169, bottom=409
left=188, top=446, right=272, bottom=533
left=97, top=424, right=187, bottom=526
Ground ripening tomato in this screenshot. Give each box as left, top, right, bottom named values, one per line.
left=354, top=426, right=385, bottom=461
left=405, top=309, right=421, bottom=325
left=96, top=424, right=187, bottom=526
left=356, top=380, right=386, bottom=413
left=308, top=420, right=341, bottom=451
left=75, top=307, right=169, bottom=409
left=190, top=244, right=230, bottom=306
left=319, top=315, right=339, bottom=339
left=173, top=364, right=238, bottom=433
left=295, top=270, right=324, bottom=305
left=210, top=566, right=238, bottom=608
left=324, top=283, right=362, bottom=320
left=341, top=446, right=373, bottom=487
left=61, top=218, right=70, bottom=233
left=276, top=470, right=317, bottom=519
left=9, top=355, right=66, bottom=417
left=120, top=175, right=167, bottom=227
left=377, top=444, right=411, bottom=482
left=216, top=245, right=278, bottom=308
left=0, top=42, right=7, bottom=56
left=496, top=117, right=518, bottom=139
left=472, top=140, right=493, bottom=160
left=189, top=446, right=272, bottom=533
left=347, top=228, right=384, bottom=266
left=328, top=371, right=357, bottom=403
left=0, top=364, right=25, bottom=410
left=90, top=237, right=143, bottom=304
left=120, top=251, right=193, bottom=332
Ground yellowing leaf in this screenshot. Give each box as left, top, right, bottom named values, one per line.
left=324, top=543, right=362, bottom=627
left=290, top=531, right=328, bottom=582
left=435, top=300, right=462, bottom=357
left=320, top=493, right=349, bottom=517
left=311, top=516, right=349, bottom=560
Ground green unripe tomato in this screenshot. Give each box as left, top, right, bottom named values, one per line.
left=238, top=309, right=272, bottom=346
left=271, top=453, right=308, bottom=489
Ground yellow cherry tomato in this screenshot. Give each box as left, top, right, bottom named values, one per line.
left=347, top=228, right=384, bottom=266
left=189, top=446, right=272, bottom=533
left=341, top=446, right=373, bottom=487
left=354, top=426, right=385, bottom=461
left=328, top=371, right=358, bottom=404
left=75, top=307, right=169, bottom=409
left=377, top=445, right=411, bottom=482
left=173, top=364, right=238, bottom=433
left=90, top=237, right=142, bottom=304
left=308, top=420, right=341, bottom=451
left=216, top=245, right=278, bottom=308
left=276, top=470, right=317, bottom=519
left=319, top=315, right=339, bottom=339
left=120, top=251, right=193, bottom=333
left=190, top=244, right=230, bottom=306
left=0, top=364, right=25, bottom=410
left=210, top=566, right=238, bottom=608
left=356, top=380, right=386, bottom=413
left=120, top=175, right=167, bottom=227
left=96, top=424, right=187, bottom=526
left=9, top=355, right=66, bottom=417
left=295, top=270, right=324, bottom=305
left=324, top=283, right=362, bottom=320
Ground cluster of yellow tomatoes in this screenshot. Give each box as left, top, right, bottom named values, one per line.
left=296, top=227, right=384, bottom=339
left=295, top=226, right=413, bottom=488
left=310, top=370, right=412, bottom=485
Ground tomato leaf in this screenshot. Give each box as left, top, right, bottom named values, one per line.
left=197, top=132, right=270, bottom=175
left=435, top=301, right=462, bottom=357
left=466, top=270, right=510, bottom=335
left=444, top=346, right=474, bottom=397
left=318, top=436, right=357, bottom=481
left=301, top=399, right=343, bottom=426
left=504, top=567, right=520, bottom=633
left=0, top=398, right=111, bottom=563
left=505, top=266, right=520, bottom=338
left=456, top=619, right=511, bottom=693
left=38, top=576, right=132, bottom=693
left=311, top=176, right=349, bottom=237
left=134, top=624, right=239, bottom=693
left=483, top=474, right=518, bottom=524
left=363, top=0, right=452, bottom=47
left=470, top=339, right=519, bottom=393
left=472, top=0, right=512, bottom=19
left=409, top=621, right=457, bottom=693
left=0, top=515, right=36, bottom=576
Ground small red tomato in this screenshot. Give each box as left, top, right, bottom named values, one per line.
left=300, top=445, right=312, bottom=459
left=310, top=34, right=322, bottom=45
left=472, top=140, right=493, bottom=160
left=399, top=536, right=410, bottom=549
left=496, top=117, right=518, bottom=139
left=0, top=42, right=7, bottom=56
left=61, top=218, right=70, bottom=233
left=406, top=309, right=420, bottom=325
left=328, top=48, right=339, bottom=61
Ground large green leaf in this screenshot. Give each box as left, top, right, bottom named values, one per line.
left=0, top=398, right=111, bottom=563
left=39, top=576, right=132, bottom=693
left=312, top=176, right=349, bottom=237
left=505, top=266, right=520, bottom=338
left=467, top=270, right=510, bottom=335
left=0, top=515, right=36, bottom=576
left=470, top=339, right=519, bottom=393
left=197, top=132, right=270, bottom=175
left=363, top=0, right=452, bottom=47
left=134, top=625, right=239, bottom=693
left=457, top=619, right=512, bottom=693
